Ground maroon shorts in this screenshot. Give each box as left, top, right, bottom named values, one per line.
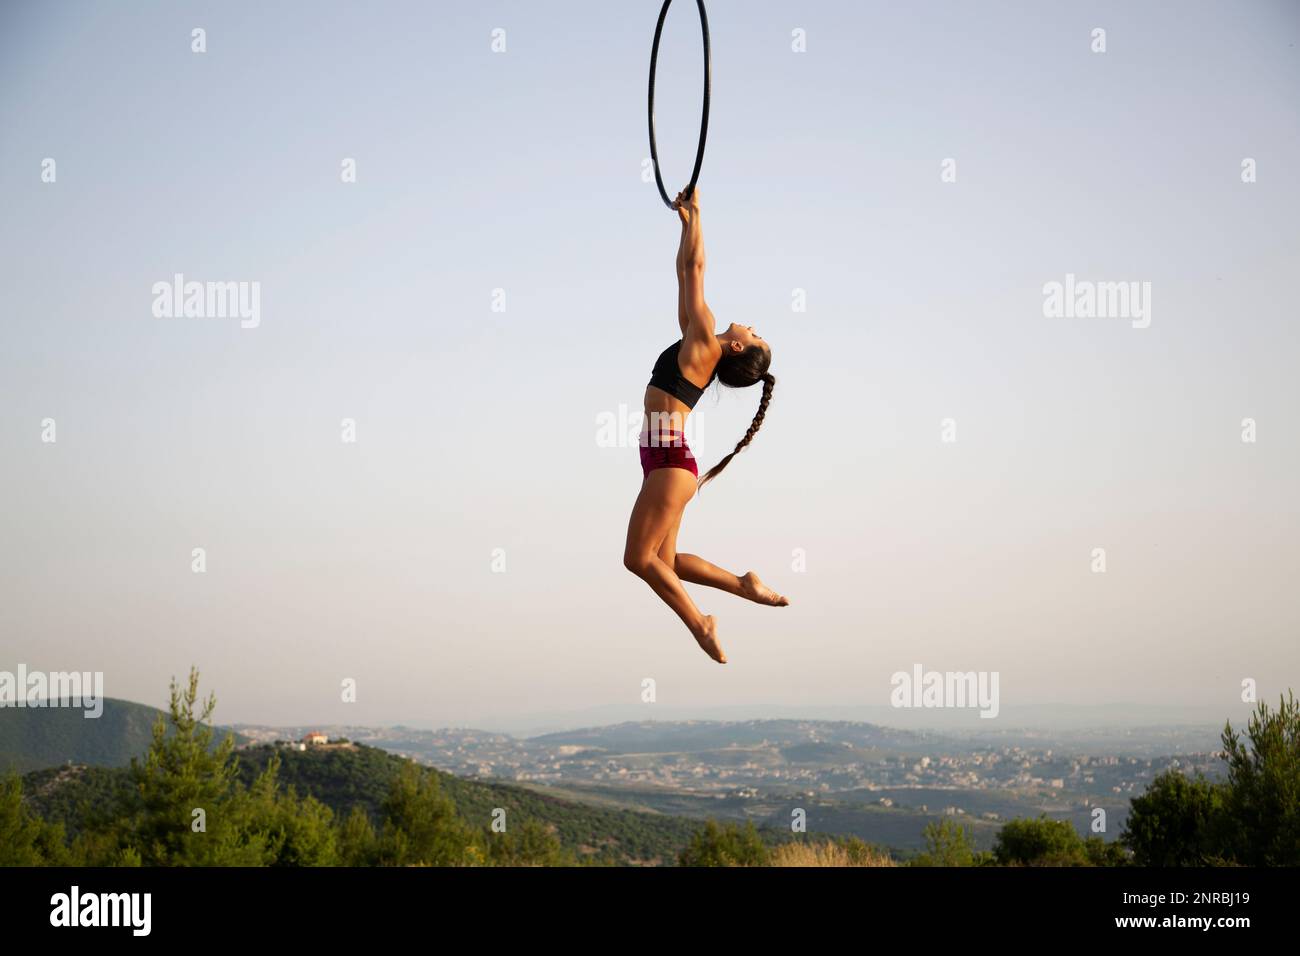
left=639, top=429, right=697, bottom=479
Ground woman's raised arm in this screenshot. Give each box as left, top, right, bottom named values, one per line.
left=675, top=189, right=716, bottom=348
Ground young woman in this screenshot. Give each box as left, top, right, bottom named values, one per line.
left=623, top=188, right=788, bottom=664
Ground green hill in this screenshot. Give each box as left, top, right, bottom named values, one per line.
left=22, top=742, right=718, bottom=865
left=240, top=743, right=713, bottom=865
left=0, top=697, right=246, bottom=773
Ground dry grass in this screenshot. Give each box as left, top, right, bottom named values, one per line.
left=769, top=841, right=897, bottom=867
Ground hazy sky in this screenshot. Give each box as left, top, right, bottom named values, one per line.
left=2, top=1, right=1297, bottom=734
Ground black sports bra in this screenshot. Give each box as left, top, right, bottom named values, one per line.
left=648, top=340, right=716, bottom=409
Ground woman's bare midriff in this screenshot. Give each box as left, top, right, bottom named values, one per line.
left=642, top=385, right=693, bottom=436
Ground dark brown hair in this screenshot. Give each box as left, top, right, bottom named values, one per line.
left=698, top=344, right=774, bottom=489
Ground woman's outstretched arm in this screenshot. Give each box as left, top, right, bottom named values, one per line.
left=675, top=189, right=716, bottom=348
left=675, top=198, right=689, bottom=334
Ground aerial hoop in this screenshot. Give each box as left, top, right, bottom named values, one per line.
left=647, top=0, right=711, bottom=210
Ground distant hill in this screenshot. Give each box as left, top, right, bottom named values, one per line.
left=0, top=697, right=247, bottom=774
left=23, top=742, right=717, bottom=866
left=528, top=719, right=946, bottom=754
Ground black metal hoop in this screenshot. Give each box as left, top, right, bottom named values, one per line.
left=647, top=0, right=711, bottom=210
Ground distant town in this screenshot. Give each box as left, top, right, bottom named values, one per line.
left=235, top=720, right=1226, bottom=829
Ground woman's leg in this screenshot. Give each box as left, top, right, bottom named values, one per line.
left=674, top=554, right=789, bottom=606
left=653, top=486, right=790, bottom=607
left=674, top=553, right=741, bottom=594
left=658, top=517, right=790, bottom=606
left=624, top=468, right=726, bottom=663
left=675, top=555, right=790, bottom=606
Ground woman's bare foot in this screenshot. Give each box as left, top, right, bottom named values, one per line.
left=740, top=571, right=789, bottom=606
left=692, top=615, right=727, bottom=663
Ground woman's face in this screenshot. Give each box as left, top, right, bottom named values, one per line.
left=727, top=323, right=765, bottom=351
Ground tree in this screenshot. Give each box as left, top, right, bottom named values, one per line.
left=911, top=818, right=990, bottom=866
left=1122, top=691, right=1300, bottom=867
left=337, top=806, right=379, bottom=866
left=106, top=668, right=271, bottom=865
left=1220, top=691, right=1300, bottom=866
left=993, top=815, right=1088, bottom=866
left=375, top=761, right=475, bottom=866
left=1121, top=768, right=1228, bottom=866
left=1082, top=834, right=1130, bottom=866
left=484, top=819, right=569, bottom=867
left=678, top=820, right=769, bottom=867
left=234, top=753, right=338, bottom=866
left=0, top=773, right=73, bottom=865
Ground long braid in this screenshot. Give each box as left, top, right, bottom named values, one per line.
left=698, top=372, right=775, bottom=489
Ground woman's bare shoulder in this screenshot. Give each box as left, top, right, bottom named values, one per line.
left=677, top=335, right=721, bottom=389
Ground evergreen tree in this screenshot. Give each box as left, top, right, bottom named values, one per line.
left=108, top=668, right=270, bottom=865
left=911, top=817, right=991, bottom=866
left=375, top=760, right=475, bottom=866
left=235, top=752, right=339, bottom=866
left=337, top=805, right=379, bottom=866
left=484, top=819, right=569, bottom=867
left=0, top=772, right=73, bottom=865
left=677, top=820, right=769, bottom=867
left=1220, top=691, right=1300, bottom=866
left=1122, top=692, right=1299, bottom=866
